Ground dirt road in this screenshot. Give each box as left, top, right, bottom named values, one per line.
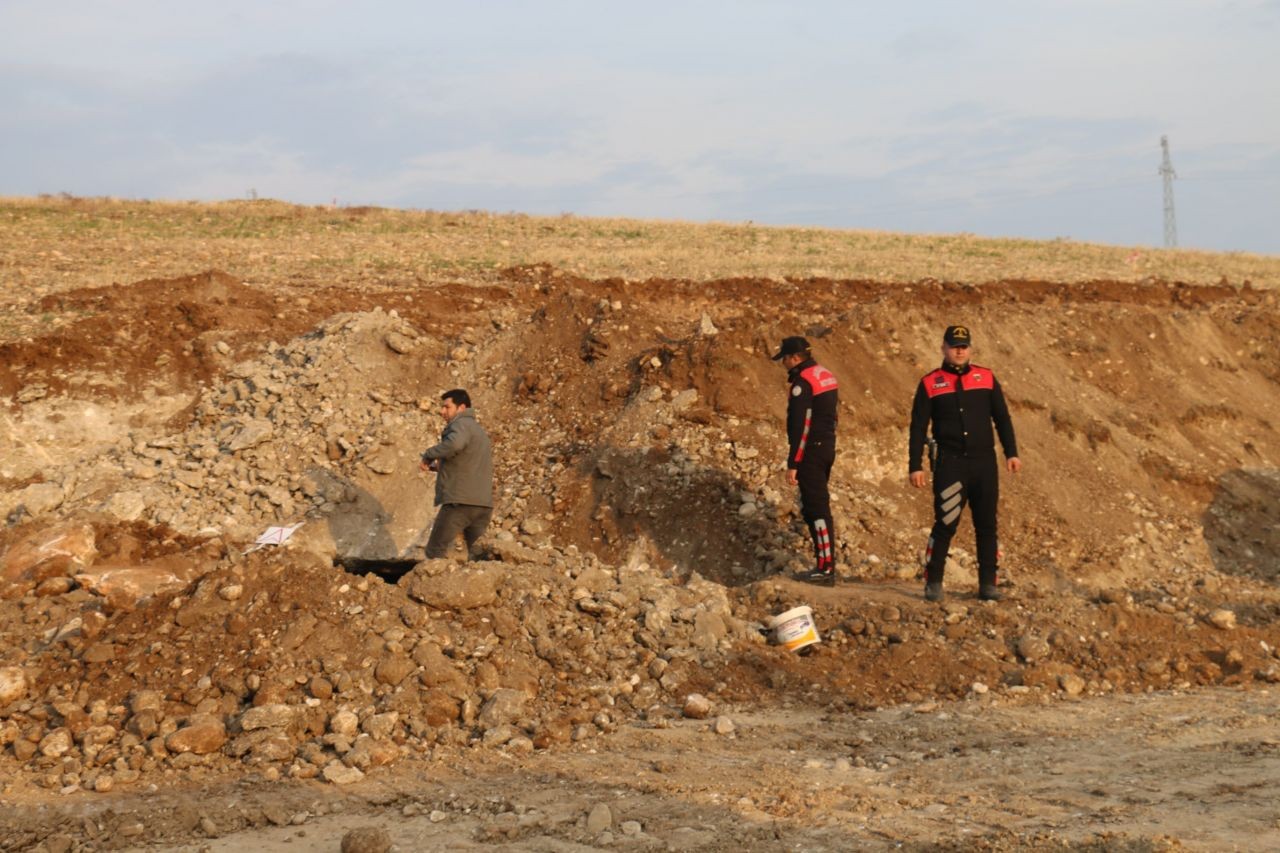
left=4, top=687, right=1275, bottom=851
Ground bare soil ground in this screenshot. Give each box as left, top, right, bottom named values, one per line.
left=1, top=198, right=1279, bottom=851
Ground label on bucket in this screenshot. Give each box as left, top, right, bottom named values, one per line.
left=771, top=606, right=820, bottom=652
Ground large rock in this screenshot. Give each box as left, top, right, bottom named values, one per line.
left=405, top=563, right=503, bottom=610
left=1, top=522, right=98, bottom=596
left=75, top=555, right=203, bottom=608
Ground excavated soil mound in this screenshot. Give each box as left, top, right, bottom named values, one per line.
left=1, top=265, right=1279, bottom=849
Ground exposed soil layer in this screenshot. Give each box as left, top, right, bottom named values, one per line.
left=2, top=263, right=1279, bottom=851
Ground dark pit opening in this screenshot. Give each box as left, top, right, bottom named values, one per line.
left=334, top=557, right=418, bottom=583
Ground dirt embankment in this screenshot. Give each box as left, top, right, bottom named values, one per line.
left=1, top=265, right=1279, bottom=851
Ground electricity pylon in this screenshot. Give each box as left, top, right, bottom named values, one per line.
left=1159, top=136, right=1178, bottom=248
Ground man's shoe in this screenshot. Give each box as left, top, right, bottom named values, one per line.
left=978, top=583, right=1003, bottom=601
left=924, top=582, right=944, bottom=602
left=797, top=568, right=836, bottom=586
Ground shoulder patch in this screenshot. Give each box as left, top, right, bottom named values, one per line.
left=791, top=385, right=802, bottom=396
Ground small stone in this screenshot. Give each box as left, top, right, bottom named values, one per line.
left=1059, top=673, right=1086, bottom=696
left=374, top=654, right=414, bottom=686
left=385, top=332, right=416, bottom=354
left=329, top=710, right=360, bottom=737
left=166, top=715, right=228, bottom=755
left=477, top=689, right=527, bottom=728
left=130, top=689, right=164, bottom=715
left=93, top=774, right=114, bottom=793
left=586, top=803, right=613, bottom=834
left=218, top=583, right=244, bottom=601
left=322, top=761, right=365, bottom=785
left=712, top=716, right=735, bottom=735
left=341, top=826, right=392, bottom=853
left=1208, top=609, right=1236, bottom=630
left=240, top=703, right=294, bottom=730
left=621, top=820, right=643, bottom=836
left=0, top=667, right=27, bottom=705
left=429, top=810, right=448, bottom=823
left=970, top=682, right=989, bottom=695
left=264, top=805, right=291, bottom=826
left=38, top=728, right=73, bottom=758
left=682, top=693, right=712, bottom=719
left=1016, top=635, right=1051, bottom=663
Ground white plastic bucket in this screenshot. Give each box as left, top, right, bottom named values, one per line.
left=770, top=606, right=820, bottom=652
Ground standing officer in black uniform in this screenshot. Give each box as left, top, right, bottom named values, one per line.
left=773, top=336, right=840, bottom=585
left=909, top=325, right=1021, bottom=601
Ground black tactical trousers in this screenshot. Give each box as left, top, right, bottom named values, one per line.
left=796, top=439, right=836, bottom=573
left=925, top=452, right=999, bottom=585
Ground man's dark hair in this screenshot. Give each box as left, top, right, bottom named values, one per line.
left=441, top=389, right=471, bottom=408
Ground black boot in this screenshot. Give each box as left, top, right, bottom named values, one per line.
left=924, top=581, right=944, bottom=602
left=978, top=583, right=1002, bottom=601
left=797, top=568, right=836, bottom=586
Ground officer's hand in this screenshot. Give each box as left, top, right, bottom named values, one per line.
left=420, top=459, right=439, bottom=473
left=909, top=470, right=927, bottom=489
left=786, top=469, right=798, bottom=487
left=1007, top=457, right=1022, bottom=474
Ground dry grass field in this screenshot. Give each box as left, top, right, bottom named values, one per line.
left=4, top=195, right=1276, bottom=304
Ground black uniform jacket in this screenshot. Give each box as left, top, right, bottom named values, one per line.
left=786, top=358, right=839, bottom=469
left=908, top=362, right=1017, bottom=472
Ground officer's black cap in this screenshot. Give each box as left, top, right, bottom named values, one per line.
left=943, top=325, right=973, bottom=347
left=771, top=336, right=811, bottom=361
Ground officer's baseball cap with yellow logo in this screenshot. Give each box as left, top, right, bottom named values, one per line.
left=943, top=325, right=972, bottom=347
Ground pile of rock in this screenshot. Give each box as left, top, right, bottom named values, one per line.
left=0, top=539, right=754, bottom=791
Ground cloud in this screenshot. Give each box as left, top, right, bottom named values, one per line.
left=1, top=1, right=1276, bottom=252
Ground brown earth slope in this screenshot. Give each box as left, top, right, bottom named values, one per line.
left=1, top=199, right=1279, bottom=851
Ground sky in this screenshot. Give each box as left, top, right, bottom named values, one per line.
left=2, top=1, right=1278, bottom=254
